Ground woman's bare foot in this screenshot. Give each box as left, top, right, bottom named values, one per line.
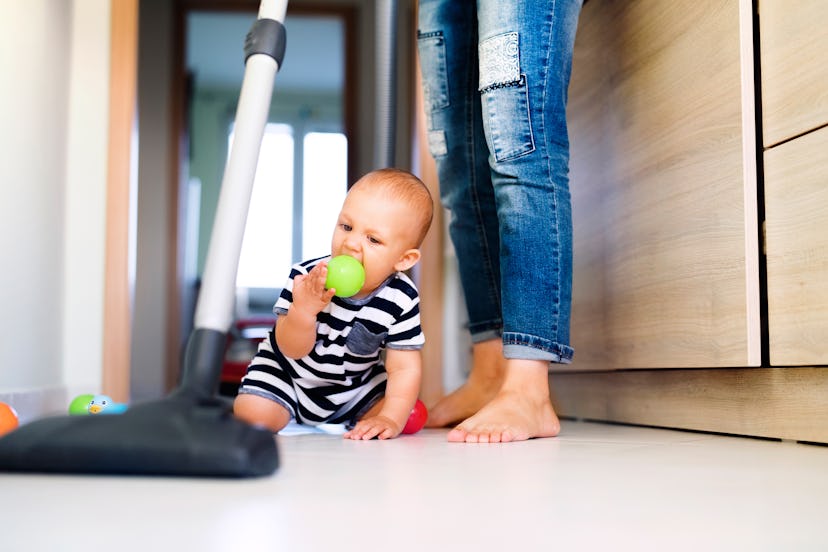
left=447, top=359, right=560, bottom=443
left=425, top=339, right=505, bottom=428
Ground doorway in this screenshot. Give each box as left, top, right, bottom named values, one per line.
left=186, top=10, right=352, bottom=319
left=178, top=3, right=357, bottom=392
left=132, top=0, right=420, bottom=402
left=132, top=1, right=358, bottom=400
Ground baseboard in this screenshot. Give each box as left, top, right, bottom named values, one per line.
left=550, top=367, right=828, bottom=444
left=0, top=386, right=71, bottom=424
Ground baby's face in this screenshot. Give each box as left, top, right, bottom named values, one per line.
left=331, top=185, right=421, bottom=297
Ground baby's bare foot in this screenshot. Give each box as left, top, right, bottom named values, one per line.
left=446, top=360, right=560, bottom=443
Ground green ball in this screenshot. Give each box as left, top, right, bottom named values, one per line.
left=325, top=255, right=365, bottom=298
left=68, top=394, right=95, bottom=415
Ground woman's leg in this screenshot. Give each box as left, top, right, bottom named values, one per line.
left=417, top=0, right=508, bottom=427
left=448, top=0, right=583, bottom=443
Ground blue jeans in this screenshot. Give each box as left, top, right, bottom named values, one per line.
left=417, top=0, right=581, bottom=363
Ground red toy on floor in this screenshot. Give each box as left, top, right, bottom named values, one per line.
left=402, top=399, right=428, bottom=435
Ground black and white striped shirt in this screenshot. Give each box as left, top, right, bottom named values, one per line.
left=239, top=256, right=424, bottom=425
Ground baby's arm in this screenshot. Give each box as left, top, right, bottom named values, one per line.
left=344, top=348, right=422, bottom=440
left=276, top=262, right=336, bottom=358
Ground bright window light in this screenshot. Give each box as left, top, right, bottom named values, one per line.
left=233, top=123, right=294, bottom=288
left=302, top=132, right=348, bottom=260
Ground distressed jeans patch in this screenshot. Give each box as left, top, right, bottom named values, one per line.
left=478, top=32, right=520, bottom=91
left=427, top=129, right=448, bottom=157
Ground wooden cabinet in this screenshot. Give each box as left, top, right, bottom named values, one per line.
left=566, top=0, right=760, bottom=370
left=550, top=0, right=828, bottom=443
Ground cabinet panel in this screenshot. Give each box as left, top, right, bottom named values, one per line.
left=566, top=0, right=760, bottom=370
left=760, top=0, right=828, bottom=148
left=765, top=126, right=828, bottom=365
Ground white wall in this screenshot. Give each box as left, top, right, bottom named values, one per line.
left=63, top=0, right=111, bottom=402
left=0, top=0, right=110, bottom=420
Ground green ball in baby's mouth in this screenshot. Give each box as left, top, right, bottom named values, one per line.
left=325, top=255, right=366, bottom=298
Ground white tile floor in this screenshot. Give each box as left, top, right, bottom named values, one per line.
left=1, top=420, right=827, bottom=551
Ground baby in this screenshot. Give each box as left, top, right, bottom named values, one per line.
left=233, top=168, right=434, bottom=440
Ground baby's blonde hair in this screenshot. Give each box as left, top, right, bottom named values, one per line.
left=350, top=168, right=434, bottom=247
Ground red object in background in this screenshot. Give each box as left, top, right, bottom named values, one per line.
left=221, top=317, right=274, bottom=387
left=402, top=399, right=428, bottom=435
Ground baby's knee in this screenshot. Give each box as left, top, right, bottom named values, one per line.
left=233, top=393, right=290, bottom=433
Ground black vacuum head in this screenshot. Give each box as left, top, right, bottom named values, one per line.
left=0, top=392, right=277, bottom=477
left=0, top=328, right=278, bottom=478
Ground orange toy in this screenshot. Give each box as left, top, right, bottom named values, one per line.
left=0, top=402, right=20, bottom=437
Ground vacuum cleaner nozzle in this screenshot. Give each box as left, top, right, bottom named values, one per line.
left=0, top=330, right=279, bottom=478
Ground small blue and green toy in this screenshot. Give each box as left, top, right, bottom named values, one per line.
left=68, top=394, right=128, bottom=416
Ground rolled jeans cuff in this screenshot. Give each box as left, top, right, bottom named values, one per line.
left=503, top=332, right=574, bottom=364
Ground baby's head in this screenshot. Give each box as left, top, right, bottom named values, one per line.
left=331, top=168, right=434, bottom=296
left=350, top=168, right=434, bottom=246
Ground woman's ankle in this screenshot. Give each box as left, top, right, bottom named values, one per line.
left=500, top=359, right=551, bottom=397
left=468, top=339, right=506, bottom=382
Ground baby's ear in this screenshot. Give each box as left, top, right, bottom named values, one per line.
left=394, top=248, right=421, bottom=272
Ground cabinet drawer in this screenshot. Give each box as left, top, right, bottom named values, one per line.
left=765, top=125, right=828, bottom=365
left=567, top=0, right=760, bottom=370
left=760, top=0, right=828, bottom=147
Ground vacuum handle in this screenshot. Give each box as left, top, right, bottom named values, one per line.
left=183, top=0, right=287, bottom=397
left=194, top=0, right=287, bottom=334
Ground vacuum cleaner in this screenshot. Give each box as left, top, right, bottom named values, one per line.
left=0, top=0, right=289, bottom=477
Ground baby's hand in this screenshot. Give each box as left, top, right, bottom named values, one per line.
left=344, top=415, right=401, bottom=441
left=291, top=262, right=336, bottom=317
